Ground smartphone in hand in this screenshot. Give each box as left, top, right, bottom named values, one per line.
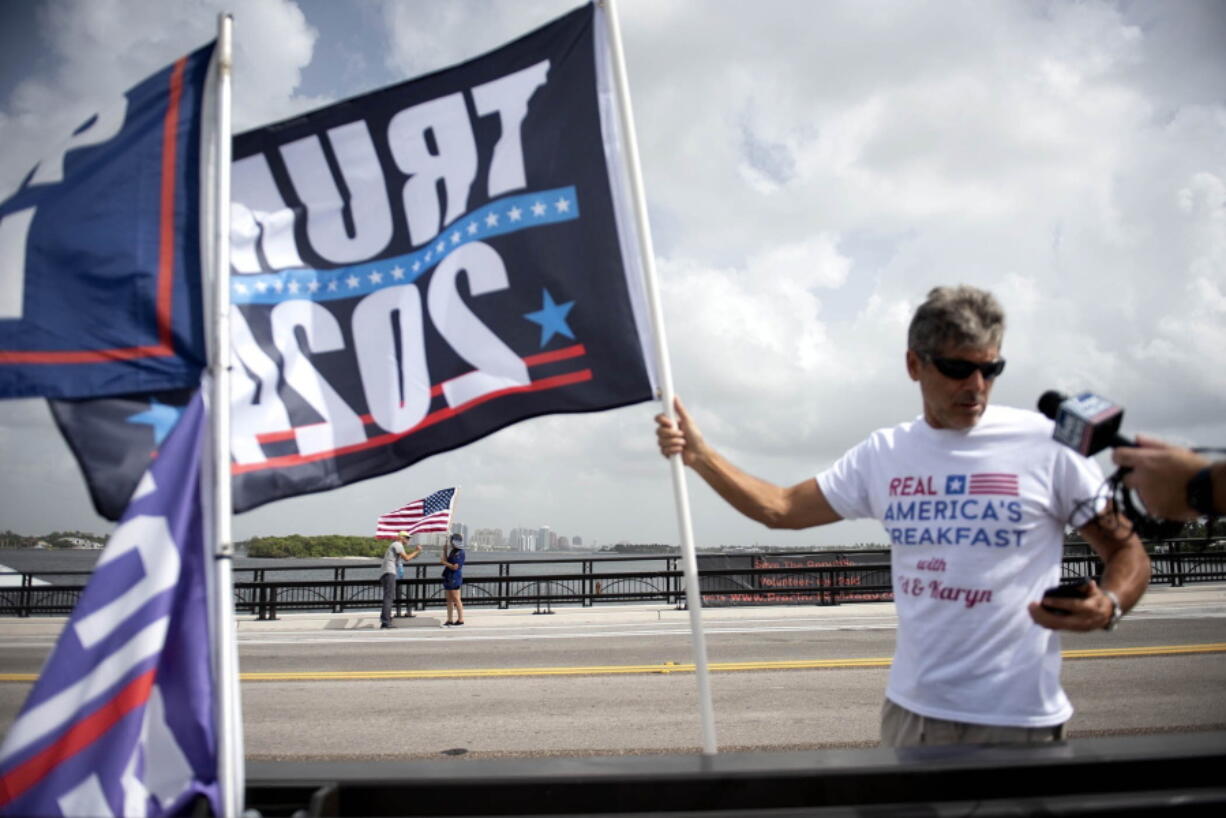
left=1041, top=579, right=1091, bottom=615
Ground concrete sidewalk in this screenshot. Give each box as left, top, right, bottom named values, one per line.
left=4, top=582, right=1224, bottom=636
left=240, top=581, right=1226, bottom=631
left=234, top=599, right=903, bottom=633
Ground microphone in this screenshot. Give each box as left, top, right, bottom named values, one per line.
left=1037, top=390, right=1134, bottom=456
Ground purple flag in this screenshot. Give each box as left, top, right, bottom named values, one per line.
left=0, top=392, right=216, bottom=816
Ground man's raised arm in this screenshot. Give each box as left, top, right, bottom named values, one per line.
left=655, top=396, right=842, bottom=530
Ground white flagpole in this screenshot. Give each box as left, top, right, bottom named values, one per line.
left=207, top=14, right=243, bottom=816
left=601, top=0, right=718, bottom=755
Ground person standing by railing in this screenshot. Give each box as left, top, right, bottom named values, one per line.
left=441, top=532, right=466, bottom=626
left=380, top=532, right=421, bottom=629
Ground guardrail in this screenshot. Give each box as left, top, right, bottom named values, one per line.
left=244, top=730, right=1226, bottom=817
left=3, top=543, right=1224, bottom=619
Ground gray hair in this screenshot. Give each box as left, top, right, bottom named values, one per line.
left=907, top=285, right=1005, bottom=358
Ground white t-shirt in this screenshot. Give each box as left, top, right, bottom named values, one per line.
left=817, top=405, right=1106, bottom=727
left=381, top=541, right=407, bottom=576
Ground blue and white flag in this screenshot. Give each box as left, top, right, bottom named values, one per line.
left=0, top=392, right=217, bottom=817
left=0, top=43, right=213, bottom=399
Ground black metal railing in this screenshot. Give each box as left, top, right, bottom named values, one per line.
left=3, top=542, right=1223, bottom=619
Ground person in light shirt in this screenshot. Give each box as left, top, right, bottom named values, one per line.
left=656, top=285, right=1151, bottom=747
left=379, top=531, right=421, bottom=630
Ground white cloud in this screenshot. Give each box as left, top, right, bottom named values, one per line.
left=1, top=0, right=1224, bottom=548
left=0, top=0, right=324, bottom=193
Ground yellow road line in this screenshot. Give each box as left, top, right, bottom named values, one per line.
left=1062, top=643, right=1226, bottom=659
left=2, top=642, right=1223, bottom=684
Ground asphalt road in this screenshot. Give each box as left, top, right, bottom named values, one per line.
left=2, top=585, right=1225, bottom=761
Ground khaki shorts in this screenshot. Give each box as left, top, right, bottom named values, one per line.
left=880, top=698, right=1067, bottom=748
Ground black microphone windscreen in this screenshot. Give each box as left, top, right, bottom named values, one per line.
left=1037, top=390, right=1066, bottom=420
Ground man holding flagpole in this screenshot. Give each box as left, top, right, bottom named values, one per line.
left=656, top=285, right=1150, bottom=748
left=375, top=488, right=457, bottom=629
left=380, top=532, right=422, bottom=630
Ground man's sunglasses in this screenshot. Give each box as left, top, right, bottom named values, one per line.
left=927, top=356, right=1006, bottom=381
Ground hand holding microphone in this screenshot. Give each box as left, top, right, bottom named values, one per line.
left=1038, top=389, right=1221, bottom=526
left=1113, top=437, right=1219, bottom=521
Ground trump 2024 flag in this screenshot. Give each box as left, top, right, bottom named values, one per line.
left=0, top=392, right=217, bottom=817
left=226, top=2, right=657, bottom=513
left=0, top=43, right=213, bottom=399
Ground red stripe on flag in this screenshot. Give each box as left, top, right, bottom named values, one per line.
left=236, top=368, right=593, bottom=474
left=968, top=473, right=1019, bottom=496
left=0, top=668, right=157, bottom=808
left=155, top=54, right=186, bottom=350
left=252, top=344, right=589, bottom=446
left=0, top=57, right=188, bottom=366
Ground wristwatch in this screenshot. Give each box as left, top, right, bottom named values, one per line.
left=1186, top=467, right=1215, bottom=517
left=1102, top=589, right=1123, bottom=632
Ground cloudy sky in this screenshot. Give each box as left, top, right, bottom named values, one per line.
left=1, top=0, right=1223, bottom=550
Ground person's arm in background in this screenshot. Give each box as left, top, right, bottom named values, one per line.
left=655, top=396, right=842, bottom=530
left=1029, top=505, right=1151, bottom=632
left=1112, top=436, right=1226, bottom=520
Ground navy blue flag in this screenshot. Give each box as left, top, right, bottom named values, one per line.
left=225, top=2, right=656, bottom=512
left=48, top=388, right=197, bottom=521
left=0, top=392, right=216, bottom=816
left=47, top=3, right=657, bottom=518
left=0, top=43, right=213, bottom=399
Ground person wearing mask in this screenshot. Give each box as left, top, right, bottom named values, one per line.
left=441, top=532, right=466, bottom=626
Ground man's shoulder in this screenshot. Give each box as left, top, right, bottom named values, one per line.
left=983, top=404, right=1049, bottom=426
left=860, top=406, right=1054, bottom=450
left=978, top=405, right=1054, bottom=437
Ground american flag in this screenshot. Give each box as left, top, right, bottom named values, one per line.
left=968, top=473, right=1019, bottom=496
left=375, top=488, right=457, bottom=540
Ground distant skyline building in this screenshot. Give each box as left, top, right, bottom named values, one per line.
left=442, top=523, right=594, bottom=552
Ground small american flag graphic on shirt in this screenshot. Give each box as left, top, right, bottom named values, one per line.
left=967, top=473, right=1019, bottom=496
left=945, top=473, right=1020, bottom=496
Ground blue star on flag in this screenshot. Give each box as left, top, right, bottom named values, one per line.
left=127, top=398, right=185, bottom=446
left=524, top=289, right=575, bottom=347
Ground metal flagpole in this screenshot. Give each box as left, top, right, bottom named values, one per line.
left=601, top=0, right=718, bottom=755
left=208, top=13, right=243, bottom=816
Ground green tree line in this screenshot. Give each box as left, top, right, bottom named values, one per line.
left=241, top=534, right=388, bottom=559
left=0, top=530, right=107, bottom=549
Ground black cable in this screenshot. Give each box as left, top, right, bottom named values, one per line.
left=1067, top=445, right=1226, bottom=541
